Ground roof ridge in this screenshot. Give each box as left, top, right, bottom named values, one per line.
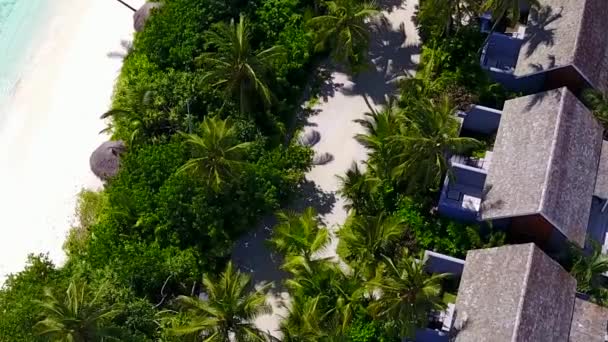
left=511, top=243, right=535, bottom=341
left=538, top=88, right=565, bottom=216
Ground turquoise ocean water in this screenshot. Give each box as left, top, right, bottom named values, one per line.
left=0, top=0, right=49, bottom=112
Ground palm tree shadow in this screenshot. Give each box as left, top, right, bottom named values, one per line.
left=232, top=181, right=335, bottom=288
left=289, top=180, right=337, bottom=215
left=232, top=214, right=289, bottom=290
left=524, top=6, right=562, bottom=58
left=479, top=183, right=505, bottom=216
left=518, top=58, right=562, bottom=110
left=342, top=15, right=420, bottom=106
left=316, top=67, right=345, bottom=102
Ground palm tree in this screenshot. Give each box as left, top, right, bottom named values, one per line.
left=268, top=207, right=331, bottom=260
left=337, top=162, right=380, bottom=214
left=178, top=116, right=252, bottom=191
left=391, top=96, right=481, bottom=193
left=169, top=261, right=272, bottom=341
left=282, top=255, right=336, bottom=295
left=99, top=90, right=171, bottom=145
left=367, top=252, right=448, bottom=338
left=416, top=0, right=465, bottom=38
left=280, top=296, right=329, bottom=342
left=398, top=46, right=458, bottom=103
left=308, top=0, right=380, bottom=69
left=338, top=214, right=406, bottom=275
left=34, top=280, right=121, bottom=341
left=281, top=257, right=365, bottom=338
left=200, top=14, right=284, bottom=115
left=479, top=0, right=540, bottom=51
left=355, top=97, right=403, bottom=182
left=570, top=241, right=608, bottom=305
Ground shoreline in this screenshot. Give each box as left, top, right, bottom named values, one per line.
left=0, top=0, right=144, bottom=282
left=0, top=0, right=50, bottom=120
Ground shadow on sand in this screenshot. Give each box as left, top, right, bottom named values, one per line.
left=232, top=180, right=336, bottom=289
left=342, top=15, right=420, bottom=106
left=233, top=0, right=418, bottom=313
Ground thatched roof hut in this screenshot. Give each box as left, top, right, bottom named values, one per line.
left=90, top=141, right=126, bottom=181
left=133, top=2, right=163, bottom=32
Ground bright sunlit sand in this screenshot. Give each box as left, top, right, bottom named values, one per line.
left=0, top=0, right=144, bottom=282
left=233, top=0, right=421, bottom=336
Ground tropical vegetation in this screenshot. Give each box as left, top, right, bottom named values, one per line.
left=569, top=242, right=608, bottom=306
left=0, top=0, right=533, bottom=340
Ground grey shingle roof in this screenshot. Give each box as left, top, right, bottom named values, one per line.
left=594, top=141, right=608, bottom=200
left=454, top=243, right=576, bottom=342
left=481, top=87, right=603, bottom=246
left=569, top=298, right=608, bottom=342
left=514, top=0, right=608, bottom=93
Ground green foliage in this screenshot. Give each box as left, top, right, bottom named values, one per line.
left=367, top=252, right=447, bottom=338
left=394, top=197, right=505, bottom=258
left=64, top=189, right=105, bottom=257
left=268, top=207, right=330, bottom=259
left=583, top=89, right=608, bottom=137
left=355, top=94, right=481, bottom=194
left=338, top=214, right=408, bottom=276
left=309, top=0, right=379, bottom=69
left=165, top=262, right=272, bottom=341
left=200, top=14, right=285, bottom=115
left=569, top=241, right=608, bottom=305
left=33, top=280, right=122, bottom=341
left=0, top=255, right=66, bottom=341
left=402, top=28, right=510, bottom=110
left=178, top=116, right=253, bottom=191
left=134, top=0, right=230, bottom=69
left=347, top=314, right=400, bottom=342
left=414, top=0, right=483, bottom=42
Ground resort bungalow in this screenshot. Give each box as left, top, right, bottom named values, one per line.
left=439, top=87, right=608, bottom=252
left=481, top=87, right=604, bottom=250
left=437, top=105, right=501, bottom=222
left=480, top=0, right=608, bottom=95
left=451, top=243, right=608, bottom=342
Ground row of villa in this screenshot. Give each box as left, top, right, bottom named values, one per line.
left=420, top=0, right=608, bottom=340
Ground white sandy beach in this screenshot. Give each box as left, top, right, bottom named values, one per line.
left=234, top=0, right=421, bottom=336
left=0, top=0, right=144, bottom=282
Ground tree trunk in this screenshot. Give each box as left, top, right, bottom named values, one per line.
left=477, top=9, right=506, bottom=56
left=115, top=0, right=137, bottom=12
left=239, top=83, right=246, bottom=116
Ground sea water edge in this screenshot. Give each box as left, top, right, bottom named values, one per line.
left=0, top=0, right=52, bottom=117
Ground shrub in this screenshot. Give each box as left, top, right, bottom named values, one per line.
left=394, top=197, right=505, bottom=258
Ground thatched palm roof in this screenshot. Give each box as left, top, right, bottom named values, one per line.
left=454, top=244, right=576, bottom=341
left=90, top=141, right=126, bottom=181
left=481, top=87, right=603, bottom=246
left=133, top=2, right=163, bottom=32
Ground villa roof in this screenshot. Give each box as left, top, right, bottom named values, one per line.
left=514, top=0, right=608, bottom=93
left=453, top=243, right=576, bottom=342
left=594, top=141, right=608, bottom=200
left=569, top=298, right=608, bottom=342
left=481, top=87, right=603, bottom=246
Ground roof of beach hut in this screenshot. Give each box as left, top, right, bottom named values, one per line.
left=90, top=141, right=127, bottom=181
left=133, top=2, right=163, bottom=32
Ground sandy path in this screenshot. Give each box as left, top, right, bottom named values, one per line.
left=233, top=0, right=421, bottom=337
left=0, top=0, right=144, bottom=282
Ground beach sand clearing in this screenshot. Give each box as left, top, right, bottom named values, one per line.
left=0, top=0, right=145, bottom=282
left=233, top=0, right=421, bottom=337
